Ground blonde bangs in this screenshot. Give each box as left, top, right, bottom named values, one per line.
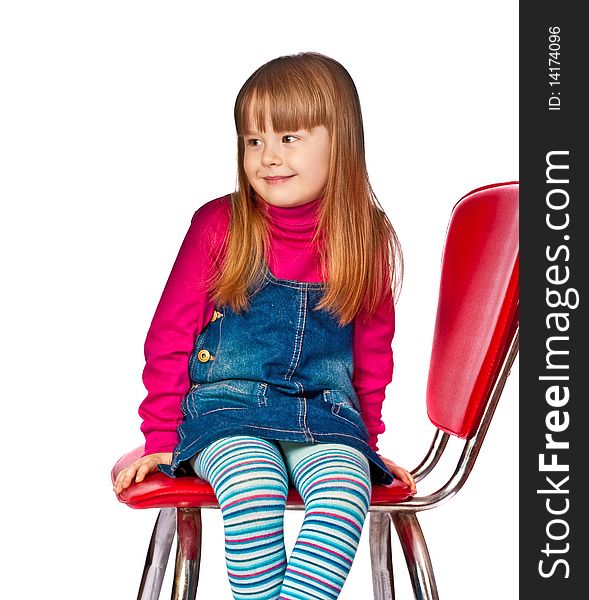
left=235, top=59, right=335, bottom=135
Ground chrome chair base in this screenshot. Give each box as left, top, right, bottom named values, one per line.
left=369, top=512, right=395, bottom=599
left=138, top=508, right=202, bottom=600
left=392, top=512, right=439, bottom=600
left=171, top=509, right=202, bottom=600
left=137, top=508, right=176, bottom=600
left=139, top=507, right=438, bottom=600
left=369, top=511, right=439, bottom=600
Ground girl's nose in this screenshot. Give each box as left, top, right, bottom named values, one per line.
left=260, top=143, right=282, bottom=167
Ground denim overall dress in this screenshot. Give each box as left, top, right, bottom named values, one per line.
left=159, top=268, right=393, bottom=485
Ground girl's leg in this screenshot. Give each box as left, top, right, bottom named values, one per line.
left=277, top=442, right=372, bottom=600
left=192, top=436, right=289, bottom=600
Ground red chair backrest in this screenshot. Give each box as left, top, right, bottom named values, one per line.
left=426, top=182, right=519, bottom=439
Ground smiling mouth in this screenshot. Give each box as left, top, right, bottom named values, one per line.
left=263, top=175, right=295, bottom=184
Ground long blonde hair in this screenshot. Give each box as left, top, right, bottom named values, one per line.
left=210, top=52, right=403, bottom=326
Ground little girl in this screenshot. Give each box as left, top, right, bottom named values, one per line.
left=114, top=52, right=415, bottom=599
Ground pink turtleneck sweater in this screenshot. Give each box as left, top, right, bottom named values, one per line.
left=139, top=194, right=395, bottom=454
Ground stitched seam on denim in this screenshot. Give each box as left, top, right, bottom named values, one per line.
left=312, top=432, right=370, bottom=444
left=184, top=425, right=314, bottom=453
left=183, top=394, right=194, bottom=420
left=264, top=272, right=325, bottom=289
left=303, top=397, right=314, bottom=443
left=284, top=292, right=303, bottom=381
left=199, top=407, right=247, bottom=417
left=292, top=381, right=304, bottom=434
left=245, top=425, right=314, bottom=434
left=207, top=315, right=223, bottom=382
left=188, top=343, right=198, bottom=378
left=266, top=278, right=308, bottom=290
left=189, top=322, right=209, bottom=378
left=257, top=382, right=268, bottom=407
left=190, top=394, right=199, bottom=418
left=331, top=406, right=364, bottom=432
left=284, top=287, right=306, bottom=381
left=174, top=436, right=199, bottom=456
left=323, top=388, right=353, bottom=408
left=196, top=382, right=256, bottom=395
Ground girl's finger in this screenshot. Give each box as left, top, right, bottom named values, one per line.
left=135, top=462, right=152, bottom=481
left=121, top=465, right=140, bottom=486
left=116, top=470, right=129, bottom=487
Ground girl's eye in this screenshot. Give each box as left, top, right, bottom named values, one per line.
left=282, top=135, right=297, bottom=143
left=246, top=138, right=261, bottom=146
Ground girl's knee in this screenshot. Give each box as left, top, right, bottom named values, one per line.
left=291, top=445, right=372, bottom=515
left=193, top=436, right=289, bottom=510
left=306, top=475, right=371, bottom=515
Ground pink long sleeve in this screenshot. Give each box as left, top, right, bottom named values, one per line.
left=139, top=196, right=230, bottom=454
left=353, top=291, right=395, bottom=452
left=138, top=193, right=395, bottom=455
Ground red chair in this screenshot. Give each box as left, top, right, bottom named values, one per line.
left=113, top=182, right=519, bottom=600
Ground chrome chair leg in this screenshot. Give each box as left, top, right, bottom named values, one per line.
left=137, top=508, right=177, bottom=600
left=171, top=508, right=202, bottom=600
left=369, top=512, right=395, bottom=600
left=391, top=512, right=439, bottom=600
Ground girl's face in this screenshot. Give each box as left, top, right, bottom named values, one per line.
left=242, top=119, right=330, bottom=208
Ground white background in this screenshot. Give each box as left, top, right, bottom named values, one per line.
left=0, top=1, right=518, bottom=598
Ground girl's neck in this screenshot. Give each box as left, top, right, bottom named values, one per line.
left=261, top=196, right=322, bottom=225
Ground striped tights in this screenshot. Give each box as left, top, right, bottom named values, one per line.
left=192, top=436, right=372, bottom=600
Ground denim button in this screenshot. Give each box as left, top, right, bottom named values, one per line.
left=210, top=310, right=223, bottom=322
left=197, top=349, right=212, bottom=363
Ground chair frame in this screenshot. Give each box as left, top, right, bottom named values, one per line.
left=120, top=183, right=520, bottom=600
left=367, top=327, right=519, bottom=600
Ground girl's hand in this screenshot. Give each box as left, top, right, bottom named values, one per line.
left=113, top=452, right=173, bottom=495
left=379, top=455, right=417, bottom=494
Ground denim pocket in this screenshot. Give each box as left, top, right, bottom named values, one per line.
left=189, top=379, right=269, bottom=417
left=323, top=389, right=365, bottom=432
left=322, top=389, right=354, bottom=408
left=181, top=387, right=200, bottom=419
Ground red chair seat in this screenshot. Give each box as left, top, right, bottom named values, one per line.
left=112, top=447, right=414, bottom=510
